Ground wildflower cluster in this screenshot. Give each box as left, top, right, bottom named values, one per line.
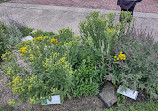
left=9, top=75, right=37, bottom=95
left=19, top=46, right=27, bottom=53
left=114, top=51, right=126, bottom=61
left=33, top=36, right=49, bottom=42
left=51, top=38, right=58, bottom=45
left=19, top=46, right=28, bottom=56
left=35, top=36, right=42, bottom=40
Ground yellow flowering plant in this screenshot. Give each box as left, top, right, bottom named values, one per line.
left=11, top=32, right=75, bottom=103
left=114, top=51, right=126, bottom=61
left=8, top=99, right=16, bottom=106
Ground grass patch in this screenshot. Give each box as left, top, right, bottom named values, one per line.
left=0, top=0, right=9, bottom=3
left=0, top=0, right=5, bottom=3
left=92, top=100, right=158, bottom=111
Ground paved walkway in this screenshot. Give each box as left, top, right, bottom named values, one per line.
left=9, top=0, right=158, bottom=14
left=0, top=2, right=158, bottom=41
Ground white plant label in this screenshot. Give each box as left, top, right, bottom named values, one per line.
left=41, top=95, right=61, bottom=105
left=117, top=86, right=138, bottom=100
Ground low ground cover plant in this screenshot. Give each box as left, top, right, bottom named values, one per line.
left=0, top=19, right=33, bottom=61
left=1, top=11, right=158, bottom=107
left=88, top=100, right=158, bottom=111
left=0, top=0, right=6, bottom=3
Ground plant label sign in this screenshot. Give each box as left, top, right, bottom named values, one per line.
left=117, top=86, right=138, bottom=100
left=41, top=95, right=61, bottom=105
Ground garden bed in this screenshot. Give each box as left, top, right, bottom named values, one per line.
left=0, top=11, right=158, bottom=111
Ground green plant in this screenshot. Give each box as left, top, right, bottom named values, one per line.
left=0, top=0, right=6, bottom=3
left=31, top=29, right=55, bottom=38
left=104, top=28, right=158, bottom=98
left=0, top=19, right=33, bottom=61
left=87, top=100, right=158, bottom=111
left=119, top=11, right=134, bottom=23
left=79, top=11, right=118, bottom=55
left=5, top=24, right=23, bottom=48
left=8, top=19, right=33, bottom=37
left=0, top=19, right=27, bottom=49
left=57, top=28, right=74, bottom=43
left=116, top=93, right=125, bottom=107
left=2, top=31, right=75, bottom=104
left=73, top=59, right=100, bottom=97
left=0, top=107, right=12, bottom=111
left=0, top=21, right=8, bottom=60
left=0, top=27, right=5, bottom=61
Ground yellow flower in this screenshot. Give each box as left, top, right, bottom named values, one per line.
left=44, top=36, right=48, bottom=39
left=51, top=38, right=58, bottom=45
left=19, top=46, right=28, bottom=52
left=119, top=53, right=126, bottom=60
left=12, top=76, right=20, bottom=83
left=35, top=36, right=42, bottom=40
left=59, top=57, right=65, bottom=62
left=20, top=53, right=24, bottom=57
left=30, top=98, right=36, bottom=104
left=51, top=38, right=57, bottom=42
left=114, top=51, right=126, bottom=61
left=51, top=88, right=57, bottom=95
left=8, top=99, right=15, bottom=106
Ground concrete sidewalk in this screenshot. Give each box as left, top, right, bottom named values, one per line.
left=0, top=3, right=158, bottom=41
left=8, top=0, right=158, bottom=14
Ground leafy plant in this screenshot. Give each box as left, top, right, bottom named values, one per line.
left=116, top=93, right=126, bottom=107
left=0, top=26, right=6, bottom=61
left=31, top=29, right=55, bottom=38
left=73, top=59, right=100, bottom=97
left=8, top=19, right=33, bottom=37
left=105, top=28, right=158, bottom=98
left=88, top=100, right=158, bottom=111
left=0, top=19, right=33, bottom=57
left=2, top=29, right=77, bottom=104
